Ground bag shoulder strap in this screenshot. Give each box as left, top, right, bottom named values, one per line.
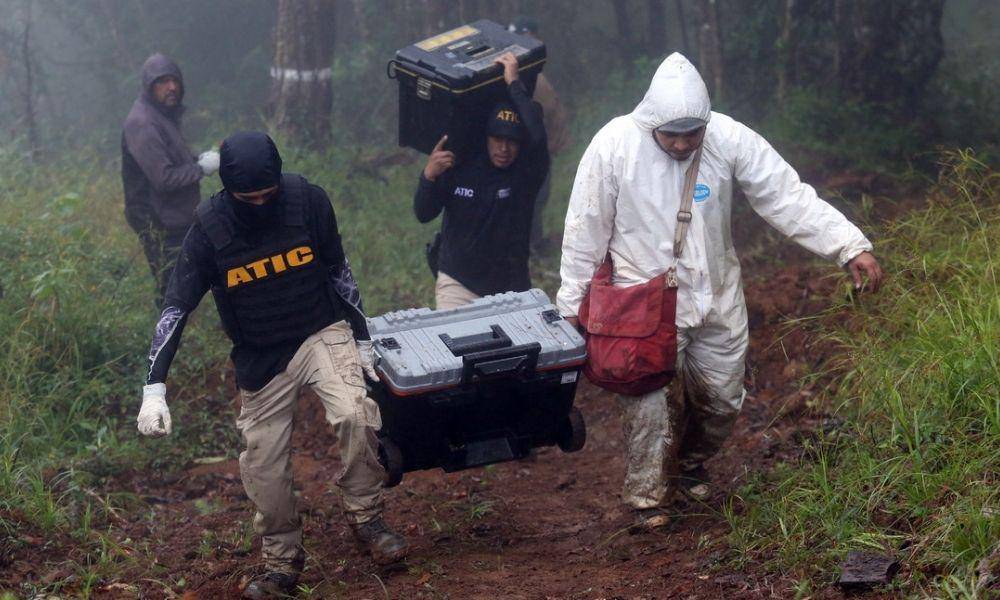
left=672, top=146, right=702, bottom=258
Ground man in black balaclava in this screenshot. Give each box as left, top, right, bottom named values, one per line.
left=414, top=52, right=550, bottom=309
left=121, top=53, right=220, bottom=306
left=136, top=132, right=408, bottom=598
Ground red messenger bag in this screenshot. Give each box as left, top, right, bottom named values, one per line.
left=578, top=147, right=702, bottom=396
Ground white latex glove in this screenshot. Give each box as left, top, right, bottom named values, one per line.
left=356, top=340, right=380, bottom=381
left=197, top=150, right=220, bottom=175
left=137, top=383, right=172, bottom=436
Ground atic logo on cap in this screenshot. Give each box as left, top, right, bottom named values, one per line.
left=495, top=109, right=520, bottom=123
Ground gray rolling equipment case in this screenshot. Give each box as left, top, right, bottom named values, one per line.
left=368, top=289, right=586, bottom=486
left=388, top=19, right=546, bottom=161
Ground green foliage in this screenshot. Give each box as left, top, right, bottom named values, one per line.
left=0, top=149, right=231, bottom=548
left=759, top=88, right=928, bottom=175
left=924, top=58, right=1000, bottom=162
left=726, top=150, right=999, bottom=594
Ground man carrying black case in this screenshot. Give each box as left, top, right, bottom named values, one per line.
left=413, top=53, right=550, bottom=309
left=135, top=132, right=408, bottom=599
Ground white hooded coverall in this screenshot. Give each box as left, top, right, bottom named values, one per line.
left=556, top=53, right=873, bottom=509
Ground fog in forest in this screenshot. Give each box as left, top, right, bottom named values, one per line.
left=0, top=3, right=998, bottom=598
left=1, top=0, right=997, bottom=160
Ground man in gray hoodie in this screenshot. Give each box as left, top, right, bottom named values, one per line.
left=121, top=53, right=219, bottom=306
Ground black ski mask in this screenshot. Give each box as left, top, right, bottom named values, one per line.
left=219, top=131, right=283, bottom=229
left=231, top=195, right=279, bottom=230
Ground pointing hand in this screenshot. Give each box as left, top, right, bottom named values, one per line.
left=423, top=135, right=455, bottom=181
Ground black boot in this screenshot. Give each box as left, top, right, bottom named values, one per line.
left=350, top=517, right=409, bottom=565
left=242, top=553, right=304, bottom=599
left=242, top=571, right=299, bottom=599
left=628, top=506, right=673, bottom=534
left=679, top=464, right=711, bottom=501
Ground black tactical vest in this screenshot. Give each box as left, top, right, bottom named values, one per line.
left=196, top=174, right=335, bottom=348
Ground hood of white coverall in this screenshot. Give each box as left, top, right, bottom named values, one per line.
left=630, top=53, right=712, bottom=132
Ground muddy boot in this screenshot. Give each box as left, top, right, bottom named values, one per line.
left=242, top=571, right=299, bottom=599
left=350, top=517, right=409, bottom=565
left=628, top=506, right=672, bottom=534
left=680, top=465, right=711, bottom=501
left=242, top=553, right=304, bottom=599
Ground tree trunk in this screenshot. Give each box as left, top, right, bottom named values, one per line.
left=269, top=0, right=335, bottom=149
left=834, top=0, right=862, bottom=95
left=457, top=0, right=479, bottom=22
left=96, top=0, right=136, bottom=72
left=777, top=0, right=795, bottom=104
left=349, top=0, right=370, bottom=46
left=647, top=0, right=667, bottom=56
left=20, top=0, right=40, bottom=159
left=832, top=0, right=942, bottom=105
left=611, top=0, right=634, bottom=67
left=696, top=0, right=723, bottom=101
left=420, top=0, right=451, bottom=36
left=674, top=0, right=690, bottom=56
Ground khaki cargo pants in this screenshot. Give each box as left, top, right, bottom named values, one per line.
left=236, top=321, right=385, bottom=572
left=617, top=321, right=749, bottom=509
left=435, top=271, right=480, bottom=310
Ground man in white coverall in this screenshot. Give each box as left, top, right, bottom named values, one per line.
left=557, top=53, right=884, bottom=530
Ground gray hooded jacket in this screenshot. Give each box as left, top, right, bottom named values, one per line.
left=121, top=53, right=203, bottom=231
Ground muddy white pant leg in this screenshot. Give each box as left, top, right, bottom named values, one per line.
left=236, top=373, right=302, bottom=572
left=308, top=322, right=386, bottom=525
left=677, top=321, right=748, bottom=471
left=617, top=386, right=683, bottom=509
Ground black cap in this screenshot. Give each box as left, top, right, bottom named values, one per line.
left=508, top=16, right=539, bottom=35
left=485, top=102, right=525, bottom=141
left=655, top=117, right=708, bottom=134
left=219, top=131, right=283, bottom=193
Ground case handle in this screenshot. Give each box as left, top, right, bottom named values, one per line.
left=440, top=325, right=512, bottom=356
left=461, top=342, right=541, bottom=384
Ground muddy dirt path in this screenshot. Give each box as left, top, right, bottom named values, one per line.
left=6, top=177, right=907, bottom=599
left=92, top=260, right=866, bottom=600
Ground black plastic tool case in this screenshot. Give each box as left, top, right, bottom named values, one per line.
left=388, top=19, right=546, bottom=161
left=368, top=289, right=586, bottom=486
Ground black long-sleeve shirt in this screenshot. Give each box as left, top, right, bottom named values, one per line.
left=145, top=183, right=370, bottom=391
left=414, top=80, right=550, bottom=297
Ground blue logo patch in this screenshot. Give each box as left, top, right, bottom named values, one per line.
left=693, top=183, right=711, bottom=202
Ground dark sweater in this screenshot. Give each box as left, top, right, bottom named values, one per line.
left=121, top=54, right=203, bottom=232
left=413, top=80, right=550, bottom=297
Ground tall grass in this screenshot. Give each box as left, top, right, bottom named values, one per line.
left=0, top=147, right=236, bottom=543
left=726, top=150, right=999, bottom=596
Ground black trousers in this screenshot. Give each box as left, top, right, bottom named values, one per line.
left=136, top=225, right=188, bottom=308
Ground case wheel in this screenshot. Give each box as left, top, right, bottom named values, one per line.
left=378, top=437, right=404, bottom=488
left=557, top=407, right=586, bottom=453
